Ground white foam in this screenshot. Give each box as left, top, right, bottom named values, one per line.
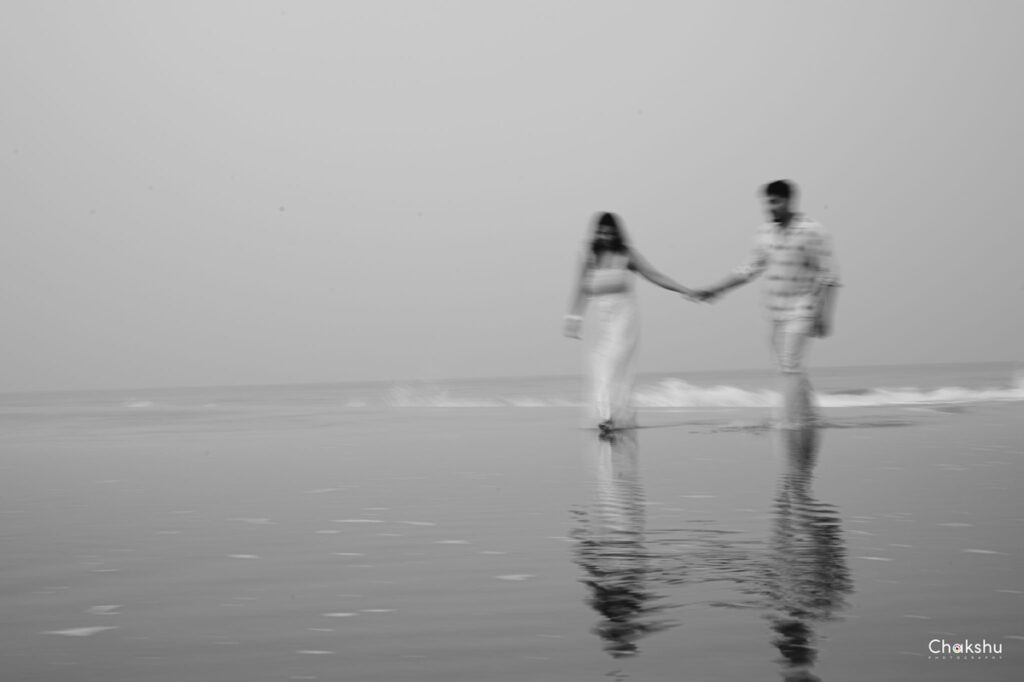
left=372, top=374, right=1024, bottom=409
left=637, top=377, right=1024, bottom=408
left=636, top=380, right=777, bottom=408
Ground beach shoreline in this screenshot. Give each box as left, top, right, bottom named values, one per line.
left=1, top=376, right=1021, bottom=680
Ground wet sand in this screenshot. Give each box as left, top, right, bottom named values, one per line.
left=1, top=404, right=1021, bottom=681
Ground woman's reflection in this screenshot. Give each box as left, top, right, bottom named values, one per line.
left=571, top=430, right=671, bottom=659
left=766, top=426, right=853, bottom=682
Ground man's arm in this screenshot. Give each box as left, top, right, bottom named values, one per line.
left=810, top=226, right=840, bottom=337
left=813, top=285, right=838, bottom=337
left=696, top=231, right=766, bottom=300
left=698, top=271, right=753, bottom=300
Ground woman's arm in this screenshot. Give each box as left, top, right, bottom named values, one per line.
left=564, top=253, right=591, bottom=338
left=629, top=250, right=695, bottom=297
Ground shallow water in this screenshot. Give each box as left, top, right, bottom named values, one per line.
left=1, top=378, right=1022, bottom=680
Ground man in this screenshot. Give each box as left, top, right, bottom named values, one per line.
left=696, top=180, right=840, bottom=428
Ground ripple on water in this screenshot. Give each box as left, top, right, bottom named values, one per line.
left=43, top=627, right=118, bottom=637
left=86, top=605, right=121, bottom=615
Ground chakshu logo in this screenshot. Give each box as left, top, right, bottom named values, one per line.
left=928, top=638, right=1004, bottom=660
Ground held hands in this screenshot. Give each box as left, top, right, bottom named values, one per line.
left=689, top=289, right=720, bottom=303
left=678, top=287, right=708, bottom=303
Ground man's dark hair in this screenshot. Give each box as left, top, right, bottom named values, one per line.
left=762, top=179, right=796, bottom=200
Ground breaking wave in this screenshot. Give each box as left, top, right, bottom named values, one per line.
left=635, top=378, right=1024, bottom=408
left=375, top=376, right=1024, bottom=409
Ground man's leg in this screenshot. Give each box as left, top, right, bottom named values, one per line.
left=771, top=318, right=815, bottom=427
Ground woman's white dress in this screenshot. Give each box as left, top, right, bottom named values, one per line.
left=586, top=253, right=639, bottom=428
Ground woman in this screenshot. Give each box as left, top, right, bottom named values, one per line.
left=564, top=212, right=695, bottom=432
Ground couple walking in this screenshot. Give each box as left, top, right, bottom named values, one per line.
left=564, top=180, right=840, bottom=433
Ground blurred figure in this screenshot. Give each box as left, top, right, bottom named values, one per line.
left=570, top=430, right=671, bottom=658
left=764, top=426, right=853, bottom=681
left=695, top=181, right=840, bottom=428
left=565, top=212, right=697, bottom=432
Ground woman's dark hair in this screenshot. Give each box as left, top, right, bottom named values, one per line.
left=590, top=211, right=629, bottom=258
left=762, top=179, right=796, bottom=200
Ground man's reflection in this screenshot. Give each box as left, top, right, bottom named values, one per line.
left=766, top=426, right=853, bottom=682
left=571, top=430, right=670, bottom=659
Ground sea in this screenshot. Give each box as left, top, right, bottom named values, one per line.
left=2, top=361, right=1021, bottom=431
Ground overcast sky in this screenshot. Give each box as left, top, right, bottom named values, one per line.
left=1, top=0, right=1021, bottom=392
